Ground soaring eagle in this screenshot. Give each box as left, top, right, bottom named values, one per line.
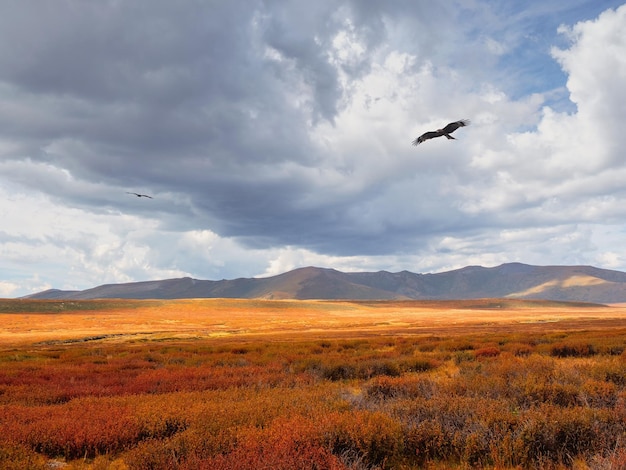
left=412, top=119, right=470, bottom=145
left=126, top=192, right=153, bottom=199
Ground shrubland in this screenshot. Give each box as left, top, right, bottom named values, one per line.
left=1, top=299, right=626, bottom=469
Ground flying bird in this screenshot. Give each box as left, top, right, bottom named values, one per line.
left=126, top=192, right=153, bottom=199
left=412, top=119, right=470, bottom=145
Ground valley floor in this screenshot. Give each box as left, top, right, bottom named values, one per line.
left=1, top=298, right=626, bottom=469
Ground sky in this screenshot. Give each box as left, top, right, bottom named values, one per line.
left=2, top=0, right=626, bottom=297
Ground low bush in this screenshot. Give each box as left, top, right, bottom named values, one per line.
left=551, top=342, right=596, bottom=358
left=2, top=327, right=626, bottom=468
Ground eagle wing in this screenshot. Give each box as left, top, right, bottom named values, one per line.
left=441, top=119, right=470, bottom=134
left=126, top=191, right=153, bottom=199
left=412, top=130, right=443, bottom=145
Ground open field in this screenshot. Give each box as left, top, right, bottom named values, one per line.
left=2, top=298, right=626, bottom=469
left=1, top=298, right=622, bottom=344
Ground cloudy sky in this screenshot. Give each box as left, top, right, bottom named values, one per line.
left=2, top=1, right=626, bottom=297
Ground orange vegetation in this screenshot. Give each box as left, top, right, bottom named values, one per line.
left=1, top=298, right=626, bottom=469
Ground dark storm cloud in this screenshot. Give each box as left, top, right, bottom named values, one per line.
left=3, top=0, right=441, bottom=254
left=0, top=2, right=325, bottom=188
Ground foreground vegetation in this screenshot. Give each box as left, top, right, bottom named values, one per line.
left=1, top=299, right=626, bottom=468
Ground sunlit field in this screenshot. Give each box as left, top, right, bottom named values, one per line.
left=2, top=298, right=626, bottom=469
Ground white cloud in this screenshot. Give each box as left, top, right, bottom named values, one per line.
left=2, top=2, right=626, bottom=296
left=0, top=281, right=20, bottom=297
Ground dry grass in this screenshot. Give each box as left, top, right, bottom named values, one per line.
left=2, top=298, right=626, bottom=469
left=0, top=298, right=622, bottom=345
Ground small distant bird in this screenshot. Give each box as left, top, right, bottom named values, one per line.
left=412, top=119, right=470, bottom=145
left=126, top=192, right=153, bottom=199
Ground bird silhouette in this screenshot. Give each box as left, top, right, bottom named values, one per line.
left=126, top=192, right=153, bottom=199
left=412, top=119, right=470, bottom=145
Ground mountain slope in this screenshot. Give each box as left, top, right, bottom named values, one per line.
left=22, top=263, right=626, bottom=303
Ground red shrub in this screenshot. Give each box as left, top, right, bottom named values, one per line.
left=474, top=347, right=501, bottom=359
left=190, top=417, right=347, bottom=470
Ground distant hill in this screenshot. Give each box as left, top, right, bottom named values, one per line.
left=22, top=263, right=626, bottom=303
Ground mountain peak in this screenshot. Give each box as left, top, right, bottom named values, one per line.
left=22, top=264, right=626, bottom=303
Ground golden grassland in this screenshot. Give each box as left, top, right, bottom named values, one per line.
left=1, top=298, right=621, bottom=344
left=2, top=298, right=626, bottom=469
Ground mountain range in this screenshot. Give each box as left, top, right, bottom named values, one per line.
left=23, top=263, right=626, bottom=304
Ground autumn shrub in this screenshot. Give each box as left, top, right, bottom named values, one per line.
left=446, top=339, right=475, bottom=352
left=124, top=404, right=244, bottom=469
left=0, top=398, right=145, bottom=459
left=394, top=394, right=625, bottom=468
left=322, top=363, right=359, bottom=381
left=415, top=339, right=439, bottom=352
left=193, top=416, right=348, bottom=470
left=405, top=418, right=454, bottom=465
left=462, top=430, right=491, bottom=467
left=579, top=378, right=618, bottom=407
left=508, top=406, right=619, bottom=467
left=317, top=359, right=402, bottom=381
left=453, top=350, right=476, bottom=364
left=587, top=447, right=626, bottom=469
left=0, top=443, right=48, bottom=470
left=506, top=341, right=535, bottom=356
left=396, top=395, right=504, bottom=467
left=4, top=323, right=626, bottom=469
left=551, top=341, right=597, bottom=358
left=363, top=375, right=439, bottom=402
left=474, top=346, right=501, bottom=359
left=123, top=438, right=181, bottom=470
left=200, top=440, right=345, bottom=470
left=400, top=357, right=438, bottom=372
left=318, top=410, right=404, bottom=467
left=69, top=455, right=130, bottom=470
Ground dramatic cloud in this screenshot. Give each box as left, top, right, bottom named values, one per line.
left=1, top=1, right=626, bottom=296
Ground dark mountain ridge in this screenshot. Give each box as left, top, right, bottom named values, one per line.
left=22, top=262, right=626, bottom=303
